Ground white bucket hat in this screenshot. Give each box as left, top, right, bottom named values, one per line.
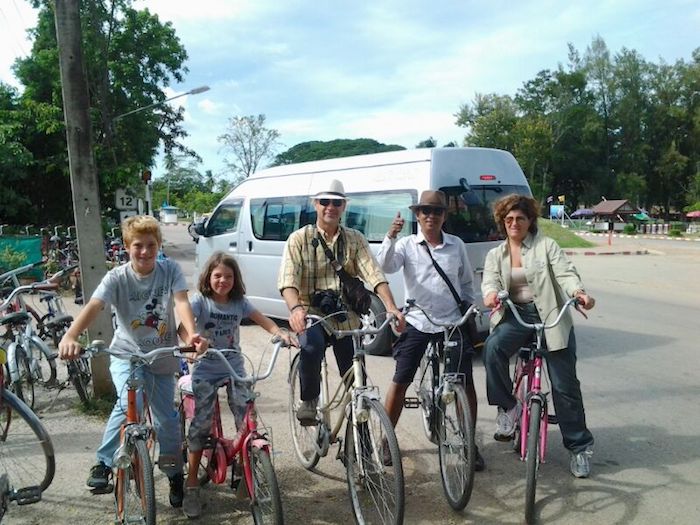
left=312, top=179, right=348, bottom=200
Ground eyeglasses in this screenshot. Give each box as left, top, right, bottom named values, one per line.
left=504, top=215, right=528, bottom=224
left=417, top=206, right=445, bottom=216
left=318, top=198, right=344, bottom=207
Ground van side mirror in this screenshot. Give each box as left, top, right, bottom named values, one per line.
left=188, top=221, right=206, bottom=243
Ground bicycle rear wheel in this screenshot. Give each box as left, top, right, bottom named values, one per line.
left=68, top=358, right=93, bottom=403
left=288, top=353, right=321, bottom=470
left=249, top=446, right=284, bottom=525
left=437, top=383, right=475, bottom=511
left=12, top=348, right=35, bottom=411
left=114, top=438, right=155, bottom=525
left=0, top=388, right=55, bottom=492
left=26, top=339, right=57, bottom=387
left=525, top=399, right=543, bottom=524
left=416, top=351, right=437, bottom=445
left=344, top=398, right=404, bottom=525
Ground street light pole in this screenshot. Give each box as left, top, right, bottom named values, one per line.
left=113, top=85, right=210, bottom=121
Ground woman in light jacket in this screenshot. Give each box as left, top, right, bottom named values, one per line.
left=481, top=194, right=596, bottom=478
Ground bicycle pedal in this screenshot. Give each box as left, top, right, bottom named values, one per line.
left=403, top=397, right=420, bottom=409
left=89, top=483, right=114, bottom=495
left=547, top=414, right=558, bottom=425
left=14, top=486, right=42, bottom=505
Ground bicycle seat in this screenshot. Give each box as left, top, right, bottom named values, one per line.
left=0, top=311, right=31, bottom=327
left=44, top=314, right=74, bottom=329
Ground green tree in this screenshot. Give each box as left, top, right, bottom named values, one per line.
left=10, top=0, right=191, bottom=224
left=271, top=138, right=404, bottom=166
left=218, top=114, right=281, bottom=181
left=456, top=93, right=519, bottom=151
left=415, top=137, right=437, bottom=148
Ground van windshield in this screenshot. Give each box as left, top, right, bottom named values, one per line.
left=441, top=184, right=530, bottom=243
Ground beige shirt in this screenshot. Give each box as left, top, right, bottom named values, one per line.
left=278, top=225, right=387, bottom=331
left=481, top=232, right=585, bottom=351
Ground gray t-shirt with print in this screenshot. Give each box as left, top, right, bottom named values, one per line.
left=92, top=258, right=188, bottom=374
left=190, top=293, right=254, bottom=350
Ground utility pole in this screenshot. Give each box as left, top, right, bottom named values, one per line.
left=54, top=0, right=113, bottom=395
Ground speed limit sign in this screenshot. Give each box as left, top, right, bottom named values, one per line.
left=115, top=188, right=137, bottom=210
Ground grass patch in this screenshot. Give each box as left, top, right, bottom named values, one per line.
left=77, top=392, right=117, bottom=419
left=539, top=220, right=596, bottom=248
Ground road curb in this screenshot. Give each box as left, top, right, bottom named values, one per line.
left=564, top=250, right=651, bottom=256
left=576, top=232, right=700, bottom=242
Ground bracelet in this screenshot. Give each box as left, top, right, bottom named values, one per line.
left=290, top=304, right=304, bottom=313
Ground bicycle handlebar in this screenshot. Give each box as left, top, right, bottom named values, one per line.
left=496, top=290, right=580, bottom=332
left=402, top=299, right=479, bottom=331
left=196, top=340, right=289, bottom=385
left=83, top=340, right=194, bottom=365
left=305, top=312, right=395, bottom=339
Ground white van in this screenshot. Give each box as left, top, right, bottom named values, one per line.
left=191, top=147, right=531, bottom=354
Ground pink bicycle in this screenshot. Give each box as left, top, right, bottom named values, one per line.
left=178, top=340, right=288, bottom=524
left=496, top=290, right=583, bottom=524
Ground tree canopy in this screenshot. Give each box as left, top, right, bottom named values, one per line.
left=1, top=0, right=191, bottom=224
left=456, top=38, right=700, bottom=217
left=271, top=138, right=405, bottom=166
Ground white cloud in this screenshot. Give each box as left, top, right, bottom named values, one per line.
left=197, top=98, right=219, bottom=114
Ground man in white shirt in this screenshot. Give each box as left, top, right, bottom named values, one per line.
left=377, top=190, right=484, bottom=470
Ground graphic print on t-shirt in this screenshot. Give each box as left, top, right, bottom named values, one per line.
left=202, top=312, right=239, bottom=348
left=130, top=296, right=168, bottom=337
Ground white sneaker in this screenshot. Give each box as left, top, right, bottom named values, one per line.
left=494, top=401, right=522, bottom=441
left=570, top=448, right=593, bottom=478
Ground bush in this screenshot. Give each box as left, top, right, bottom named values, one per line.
left=0, top=246, right=27, bottom=274
left=623, top=224, right=637, bottom=235
left=668, top=229, right=683, bottom=237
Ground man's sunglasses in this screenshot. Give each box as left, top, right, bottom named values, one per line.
left=417, top=206, right=445, bottom=216
left=318, top=198, right=344, bottom=207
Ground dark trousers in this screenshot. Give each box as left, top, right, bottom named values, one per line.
left=298, top=323, right=354, bottom=401
left=483, top=302, right=594, bottom=453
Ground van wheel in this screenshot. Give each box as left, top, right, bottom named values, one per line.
left=362, top=294, right=393, bottom=356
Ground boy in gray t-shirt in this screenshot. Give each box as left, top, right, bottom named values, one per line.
left=59, top=215, right=205, bottom=508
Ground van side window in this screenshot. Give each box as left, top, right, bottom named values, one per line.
left=250, top=196, right=311, bottom=241
left=206, top=202, right=242, bottom=236
left=344, top=191, right=416, bottom=242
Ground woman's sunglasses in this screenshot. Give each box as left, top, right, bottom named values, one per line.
left=318, top=198, right=344, bottom=207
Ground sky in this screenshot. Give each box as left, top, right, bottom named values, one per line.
left=1, top=0, right=699, bottom=183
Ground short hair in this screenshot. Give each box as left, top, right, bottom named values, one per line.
left=122, top=215, right=162, bottom=246
left=492, top=194, right=540, bottom=236
left=198, top=252, right=246, bottom=301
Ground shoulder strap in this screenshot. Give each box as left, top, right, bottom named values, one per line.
left=420, top=240, right=462, bottom=308
left=315, top=231, right=342, bottom=272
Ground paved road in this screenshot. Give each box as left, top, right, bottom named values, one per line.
left=13, top=227, right=700, bottom=524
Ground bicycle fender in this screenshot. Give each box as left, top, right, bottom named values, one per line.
left=30, top=334, right=56, bottom=360
left=6, top=342, right=20, bottom=381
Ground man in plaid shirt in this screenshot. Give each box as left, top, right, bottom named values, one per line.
left=278, top=179, right=405, bottom=425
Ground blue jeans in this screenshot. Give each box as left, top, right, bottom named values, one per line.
left=96, top=357, right=182, bottom=476
left=483, top=303, right=594, bottom=453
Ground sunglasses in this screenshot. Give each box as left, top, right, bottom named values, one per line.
left=505, top=215, right=528, bottom=224
left=417, top=206, right=445, bottom=216
left=318, top=198, right=344, bottom=207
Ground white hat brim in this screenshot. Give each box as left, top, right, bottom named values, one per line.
left=312, top=193, right=348, bottom=200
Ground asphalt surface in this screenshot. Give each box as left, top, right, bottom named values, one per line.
left=10, top=225, right=700, bottom=524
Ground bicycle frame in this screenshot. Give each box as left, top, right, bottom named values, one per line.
left=513, top=349, right=549, bottom=463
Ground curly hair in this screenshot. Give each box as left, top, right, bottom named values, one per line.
left=198, top=252, right=246, bottom=301
left=122, top=215, right=162, bottom=246
left=492, top=194, right=540, bottom=236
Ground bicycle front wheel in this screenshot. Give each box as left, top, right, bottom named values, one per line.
left=68, top=358, right=93, bottom=403
left=249, top=446, right=284, bottom=525
left=525, top=399, right=543, bottom=524
left=27, top=339, right=57, bottom=387
left=114, top=438, right=155, bottom=525
left=344, top=398, right=404, bottom=525
left=0, top=389, right=55, bottom=492
left=416, top=352, right=437, bottom=445
left=437, top=383, right=475, bottom=510
left=288, top=353, right=321, bottom=470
